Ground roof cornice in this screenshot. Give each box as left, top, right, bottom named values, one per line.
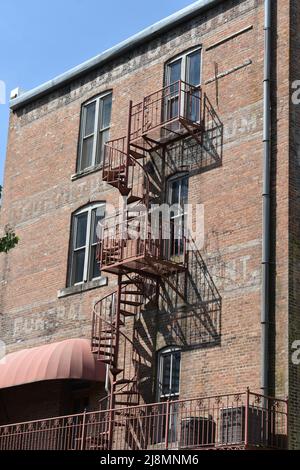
left=10, top=0, right=224, bottom=110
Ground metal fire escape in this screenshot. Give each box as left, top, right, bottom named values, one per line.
left=91, top=80, right=221, bottom=448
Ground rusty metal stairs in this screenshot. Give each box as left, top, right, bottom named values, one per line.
left=92, top=274, right=156, bottom=409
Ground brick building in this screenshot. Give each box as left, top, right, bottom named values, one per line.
left=0, top=0, right=298, bottom=450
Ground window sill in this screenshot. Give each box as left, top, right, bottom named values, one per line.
left=57, top=276, right=108, bottom=298
left=71, top=164, right=103, bottom=181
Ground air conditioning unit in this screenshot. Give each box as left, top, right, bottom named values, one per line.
left=219, top=406, right=274, bottom=447
left=179, top=416, right=216, bottom=448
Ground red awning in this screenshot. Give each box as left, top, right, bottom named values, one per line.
left=0, top=338, right=105, bottom=389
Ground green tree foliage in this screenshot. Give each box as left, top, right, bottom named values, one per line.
left=0, top=227, right=19, bottom=253
left=0, top=185, right=19, bottom=253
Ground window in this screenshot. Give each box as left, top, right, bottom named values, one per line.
left=167, top=174, right=189, bottom=257
left=77, top=93, right=112, bottom=172
left=157, top=347, right=181, bottom=401
left=165, top=48, right=201, bottom=122
left=69, top=203, right=105, bottom=286
left=166, top=47, right=201, bottom=87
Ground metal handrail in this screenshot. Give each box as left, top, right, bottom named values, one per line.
left=0, top=390, right=288, bottom=451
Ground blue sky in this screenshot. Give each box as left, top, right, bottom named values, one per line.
left=0, top=0, right=194, bottom=185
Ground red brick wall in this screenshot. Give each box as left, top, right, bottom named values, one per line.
left=0, top=0, right=294, bottom=444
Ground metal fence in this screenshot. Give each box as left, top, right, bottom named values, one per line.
left=0, top=390, right=287, bottom=450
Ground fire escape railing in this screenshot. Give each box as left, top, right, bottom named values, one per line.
left=99, top=210, right=188, bottom=272
left=0, top=391, right=288, bottom=450
left=129, top=80, right=203, bottom=145
left=91, top=79, right=224, bottom=450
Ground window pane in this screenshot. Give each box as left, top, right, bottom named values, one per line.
left=167, top=97, right=179, bottom=120
left=187, top=51, right=201, bottom=86
left=90, top=245, right=101, bottom=279
left=170, top=218, right=184, bottom=256
left=96, top=129, right=109, bottom=165
left=171, top=351, right=181, bottom=394
left=84, top=101, right=96, bottom=136
left=170, top=179, right=180, bottom=205
left=181, top=177, right=189, bottom=207
left=91, top=206, right=105, bottom=244
left=73, top=249, right=85, bottom=284
left=81, top=136, right=94, bottom=169
left=162, top=353, right=171, bottom=395
left=167, top=60, right=181, bottom=85
left=75, top=212, right=88, bottom=248
left=101, top=94, right=112, bottom=130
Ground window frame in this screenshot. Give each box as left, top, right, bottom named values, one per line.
left=157, top=347, right=181, bottom=401
left=69, top=202, right=105, bottom=287
left=165, top=46, right=202, bottom=87
left=77, top=92, right=112, bottom=172
left=165, top=47, right=202, bottom=122
left=166, top=173, right=189, bottom=258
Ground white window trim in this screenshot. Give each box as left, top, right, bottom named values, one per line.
left=71, top=202, right=105, bottom=286
left=78, top=92, right=112, bottom=172
left=157, top=347, right=181, bottom=401
left=165, top=47, right=202, bottom=120
left=167, top=173, right=189, bottom=218
left=165, top=46, right=202, bottom=87
left=166, top=173, right=189, bottom=258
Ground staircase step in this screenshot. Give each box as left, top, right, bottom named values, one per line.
left=97, top=329, right=116, bottom=335
left=122, top=291, right=142, bottom=295
left=112, top=319, right=125, bottom=326
left=119, top=186, right=131, bottom=196
left=120, top=280, right=143, bottom=286
left=102, top=320, right=124, bottom=329
left=127, top=195, right=142, bottom=204
left=114, top=378, right=135, bottom=385
left=129, top=149, right=145, bottom=160
left=98, top=342, right=115, bottom=348
left=120, top=300, right=143, bottom=306
left=120, top=309, right=136, bottom=317
left=98, top=350, right=115, bottom=357
left=110, top=367, right=124, bottom=375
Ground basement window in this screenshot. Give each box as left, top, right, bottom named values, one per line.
left=68, top=203, right=105, bottom=286
left=77, top=92, right=112, bottom=172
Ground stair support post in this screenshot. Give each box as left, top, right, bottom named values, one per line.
left=107, top=273, right=123, bottom=449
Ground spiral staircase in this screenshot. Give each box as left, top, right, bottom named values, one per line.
left=91, top=81, right=221, bottom=448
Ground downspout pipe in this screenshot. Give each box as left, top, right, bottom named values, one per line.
left=261, top=0, right=272, bottom=397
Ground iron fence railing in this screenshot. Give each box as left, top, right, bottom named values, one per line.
left=99, top=210, right=188, bottom=270
left=130, top=80, right=202, bottom=144
left=0, top=390, right=287, bottom=450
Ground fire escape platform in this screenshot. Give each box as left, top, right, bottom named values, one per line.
left=100, top=254, right=186, bottom=276
left=130, top=117, right=204, bottom=153
left=129, top=80, right=204, bottom=153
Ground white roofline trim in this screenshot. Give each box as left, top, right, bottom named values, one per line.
left=10, top=0, right=224, bottom=110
